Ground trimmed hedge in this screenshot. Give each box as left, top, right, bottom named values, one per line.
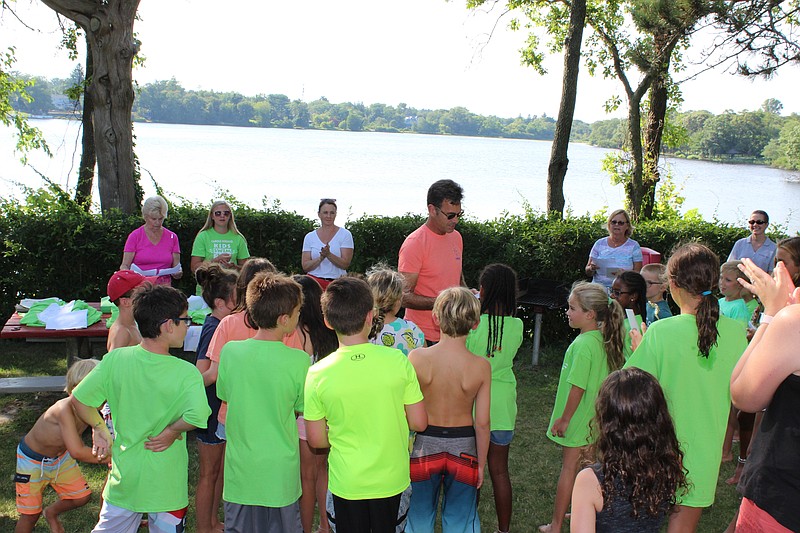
left=0, top=187, right=789, bottom=348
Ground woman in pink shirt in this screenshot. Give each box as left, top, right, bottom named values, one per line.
left=120, top=196, right=182, bottom=285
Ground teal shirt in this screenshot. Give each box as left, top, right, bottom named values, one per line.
left=719, top=297, right=750, bottom=323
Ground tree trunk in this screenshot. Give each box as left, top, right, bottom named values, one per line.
left=40, top=0, right=140, bottom=215
left=74, top=40, right=95, bottom=210
left=642, top=70, right=668, bottom=219
left=625, top=96, right=645, bottom=221
left=547, top=0, right=586, bottom=218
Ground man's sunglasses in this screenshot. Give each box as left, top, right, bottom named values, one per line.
left=436, top=206, right=464, bottom=220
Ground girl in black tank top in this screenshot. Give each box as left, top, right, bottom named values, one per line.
left=571, top=368, right=688, bottom=532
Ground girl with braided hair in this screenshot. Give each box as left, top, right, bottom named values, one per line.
left=465, top=263, right=523, bottom=533
left=367, top=264, right=424, bottom=355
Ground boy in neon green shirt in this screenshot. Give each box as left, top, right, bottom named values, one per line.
left=304, top=277, right=428, bottom=533
left=217, top=272, right=310, bottom=531
left=71, top=285, right=211, bottom=533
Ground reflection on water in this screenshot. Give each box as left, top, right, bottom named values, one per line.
left=1, top=120, right=797, bottom=232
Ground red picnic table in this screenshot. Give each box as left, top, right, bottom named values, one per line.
left=0, top=304, right=109, bottom=393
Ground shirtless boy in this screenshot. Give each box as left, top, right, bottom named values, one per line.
left=406, top=287, right=491, bottom=533
left=106, top=270, right=152, bottom=350
left=15, top=359, right=106, bottom=533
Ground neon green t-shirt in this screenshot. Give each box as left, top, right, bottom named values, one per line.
left=191, top=229, right=250, bottom=294
left=304, top=343, right=424, bottom=500
left=547, top=330, right=611, bottom=448
left=622, top=313, right=644, bottom=360
left=217, top=339, right=310, bottom=507
left=466, top=315, right=524, bottom=431
left=72, top=345, right=210, bottom=513
left=625, top=314, right=747, bottom=507
left=719, top=297, right=751, bottom=324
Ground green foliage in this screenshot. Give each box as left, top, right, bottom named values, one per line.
left=0, top=187, right=789, bottom=346
left=762, top=115, right=800, bottom=169
left=0, top=186, right=314, bottom=317
left=129, top=79, right=562, bottom=140
left=650, top=171, right=686, bottom=220
left=0, top=48, right=50, bottom=161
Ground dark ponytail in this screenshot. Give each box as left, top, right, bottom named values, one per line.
left=667, top=243, right=720, bottom=358
left=195, top=263, right=238, bottom=309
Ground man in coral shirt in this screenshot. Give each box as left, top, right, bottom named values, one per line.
left=399, top=179, right=472, bottom=343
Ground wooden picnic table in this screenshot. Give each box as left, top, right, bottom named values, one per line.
left=0, top=304, right=109, bottom=393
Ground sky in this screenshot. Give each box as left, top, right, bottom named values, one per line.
left=2, top=0, right=800, bottom=123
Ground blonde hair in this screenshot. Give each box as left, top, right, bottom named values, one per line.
left=570, top=282, right=626, bottom=371
left=607, top=209, right=633, bottom=238
left=196, top=200, right=243, bottom=237
left=366, top=264, right=404, bottom=339
left=641, top=263, right=666, bottom=281
left=66, top=359, right=99, bottom=394
left=142, top=195, right=168, bottom=219
left=720, top=260, right=749, bottom=282
left=433, top=287, right=480, bottom=338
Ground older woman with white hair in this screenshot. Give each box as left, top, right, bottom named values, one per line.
left=120, top=195, right=182, bottom=285
left=585, top=208, right=643, bottom=289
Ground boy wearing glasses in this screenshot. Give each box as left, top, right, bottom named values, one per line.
left=216, top=273, right=310, bottom=531
left=728, top=210, right=777, bottom=273
left=640, top=263, right=672, bottom=325
left=400, top=179, right=469, bottom=344
left=71, top=284, right=211, bottom=533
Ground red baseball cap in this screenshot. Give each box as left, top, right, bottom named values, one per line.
left=107, top=270, right=155, bottom=301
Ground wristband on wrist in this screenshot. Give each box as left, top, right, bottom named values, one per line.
left=760, top=313, right=774, bottom=324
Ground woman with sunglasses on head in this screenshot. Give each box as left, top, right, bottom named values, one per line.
left=191, top=201, right=250, bottom=294
left=586, top=209, right=643, bottom=289
left=301, top=198, right=354, bottom=290
left=728, top=210, right=777, bottom=274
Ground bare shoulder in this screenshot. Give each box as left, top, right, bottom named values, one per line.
left=50, top=397, right=80, bottom=428
left=408, top=346, right=433, bottom=376
left=468, top=349, right=492, bottom=374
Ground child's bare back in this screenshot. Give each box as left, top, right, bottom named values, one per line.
left=107, top=321, right=141, bottom=351
left=409, top=343, right=490, bottom=427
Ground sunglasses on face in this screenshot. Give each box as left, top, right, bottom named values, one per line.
left=610, top=220, right=628, bottom=226
left=436, top=206, right=464, bottom=220
left=214, top=210, right=231, bottom=217
left=748, top=220, right=766, bottom=225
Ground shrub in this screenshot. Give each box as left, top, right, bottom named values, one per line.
left=0, top=188, right=787, bottom=347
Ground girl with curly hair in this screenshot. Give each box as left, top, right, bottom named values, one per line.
left=571, top=367, right=688, bottom=532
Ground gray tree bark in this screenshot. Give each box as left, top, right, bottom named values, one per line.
left=547, top=0, right=586, bottom=217
left=40, top=0, right=140, bottom=214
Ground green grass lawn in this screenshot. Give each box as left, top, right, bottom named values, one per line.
left=0, top=338, right=742, bottom=532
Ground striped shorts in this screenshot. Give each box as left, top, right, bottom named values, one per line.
left=15, top=439, right=91, bottom=515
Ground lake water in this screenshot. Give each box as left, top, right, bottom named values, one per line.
left=1, top=120, right=798, bottom=233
